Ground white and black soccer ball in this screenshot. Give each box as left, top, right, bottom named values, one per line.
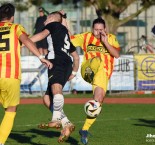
left=84, top=100, right=102, bottom=118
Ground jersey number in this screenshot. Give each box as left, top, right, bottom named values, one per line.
left=61, top=34, right=70, bottom=55
left=64, top=34, right=70, bottom=50
left=0, top=31, right=10, bottom=51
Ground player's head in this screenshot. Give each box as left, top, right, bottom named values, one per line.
left=38, top=7, right=45, bottom=16
left=44, top=11, right=64, bottom=25
left=49, top=11, right=63, bottom=23
left=92, top=18, right=106, bottom=39
left=0, top=3, right=15, bottom=22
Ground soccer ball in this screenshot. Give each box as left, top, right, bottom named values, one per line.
left=84, top=100, right=102, bottom=118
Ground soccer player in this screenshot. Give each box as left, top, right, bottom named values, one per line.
left=0, top=3, right=52, bottom=145
left=30, top=11, right=79, bottom=143
left=70, top=18, right=120, bottom=144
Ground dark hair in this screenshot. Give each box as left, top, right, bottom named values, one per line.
left=39, top=7, right=43, bottom=12
left=39, top=7, right=49, bottom=15
left=50, top=11, right=67, bottom=18
left=0, top=3, right=15, bottom=21
left=92, top=18, right=106, bottom=28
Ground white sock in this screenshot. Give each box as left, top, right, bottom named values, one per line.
left=52, top=94, right=64, bottom=121
left=61, top=117, right=71, bottom=128
left=60, top=109, right=67, bottom=118
left=52, top=111, right=61, bottom=121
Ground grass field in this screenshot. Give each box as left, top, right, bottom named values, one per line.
left=0, top=96, right=155, bottom=145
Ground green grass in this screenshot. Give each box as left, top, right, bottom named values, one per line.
left=0, top=103, right=155, bottom=145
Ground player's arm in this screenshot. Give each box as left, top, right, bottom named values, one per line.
left=30, top=29, right=49, bottom=43
left=68, top=50, right=79, bottom=81
left=19, top=33, right=52, bottom=69
left=104, top=40, right=120, bottom=58
left=100, top=32, right=120, bottom=58
left=59, top=10, right=72, bottom=36
left=68, top=42, right=80, bottom=81
left=71, top=50, right=79, bottom=72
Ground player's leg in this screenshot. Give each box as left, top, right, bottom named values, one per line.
left=51, top=83, right=63, bottom=120
left=38, top=84, right=62, bottom=129
left=41, top=62, right=75, bottom=142
left=80, top=58, right=108, bottom=144
left=48, top=83, right=74, bottom=135
left=57, top=63, right=75, bottom=143
left=42, top=86, right=69, bottom=128
left=39, top=83, right=66, bottom=129
left=51, top=83, right=75, bottom=131
left=58, top=110, right=75, bottom=143
left=43, top=84, right=53, bottom=112
left=0, top=78, right=20, bottom=144
left=43, top=94, right=51, bottom=109
left=81, top=87, right=105, bottom=131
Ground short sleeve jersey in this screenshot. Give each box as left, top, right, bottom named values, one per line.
left=71, top=32, right=120, bottom=78
left=44, top=22, right=76, bottom=63
left=0, top=22, right=27, bottom=79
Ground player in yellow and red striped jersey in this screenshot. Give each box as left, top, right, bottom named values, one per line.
left=0, top=3, right=52, bottom=145
left=71, top=18, right=120, bottom=145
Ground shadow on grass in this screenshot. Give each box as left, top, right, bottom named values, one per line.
left=134, top=119, right=155, bottom=128
left=10, top=128, right=79, bottom=145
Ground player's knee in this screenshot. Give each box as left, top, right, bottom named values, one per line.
left=5, top=106, right=17, bottom=112
left=51, top=84, right=63, bottom=95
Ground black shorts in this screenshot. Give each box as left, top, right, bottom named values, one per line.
left=45, top=60, right=72, bottom=96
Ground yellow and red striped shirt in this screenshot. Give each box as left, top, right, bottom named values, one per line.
left=71, top=32, right=120, bottom=78
left=0, top=22, right=27, bottom=79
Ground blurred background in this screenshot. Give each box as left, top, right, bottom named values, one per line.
left=1, top=0, right=155, bottom=96
left=1, top=0, right=155, bottom=55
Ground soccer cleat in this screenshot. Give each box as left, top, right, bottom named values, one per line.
left=58, top=123, right=75, bottom=143
left=38, top=121, right=61, bottom=130
left=48, top=121, right=62, bottom=129
left=38, top=123, right=49, bottom=129
left=79, top=129, right=91, bottom=145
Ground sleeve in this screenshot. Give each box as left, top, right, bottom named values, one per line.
left=108, top=34, right=121, bottom=51
left=69, top=42, right=76, bottom=53
left=16, top=24, right=28, bottom=38
left=44, top=22, right=59, bottom=34
left=70, top=33, right=85, bottom=48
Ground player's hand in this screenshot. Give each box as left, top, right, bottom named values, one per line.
left=59, top=10, right=65, bottom=15
left=100, top=31, right=108, bottom=43
left=40, top=58, right=53, bottom=69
